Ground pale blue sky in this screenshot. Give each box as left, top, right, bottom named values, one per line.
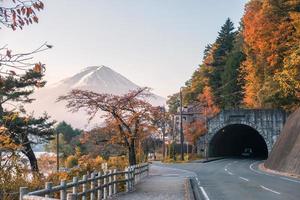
left=1, top=0, right=248, bottom=97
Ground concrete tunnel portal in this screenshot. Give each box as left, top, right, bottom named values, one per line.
left=209, top=124, right=268, bottom=159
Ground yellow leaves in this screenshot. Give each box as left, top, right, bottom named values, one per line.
left=0, top=134, right=20, bottom=151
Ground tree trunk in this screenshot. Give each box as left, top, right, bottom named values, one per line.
left=192, top=144, right=196, bottom=155
left=162, top=129, right=166, bottom=160
left=128, top=139, right=136, bottom=165
left=22, top=138, right=39, bottom=173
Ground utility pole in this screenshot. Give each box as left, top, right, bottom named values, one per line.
left=180, top=87, right=184, bottom=161
left=56, top=132, right=59, bottom=172
left=161, top=106, right=166, bottom=161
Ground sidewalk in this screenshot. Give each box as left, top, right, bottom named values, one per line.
left=114, top=163, right=194, bottom=200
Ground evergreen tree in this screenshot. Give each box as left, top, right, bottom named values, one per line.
left=0, top=68, right=55, bottom=172
left=221, top=31, right=245, bottom=108
left=56, top=121, right=81, bottom=141
left=209, top=18, right=237, bottom=107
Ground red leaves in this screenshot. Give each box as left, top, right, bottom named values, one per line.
left=1, top=1, right=45, bottom=30
left=33, top=62, right=44, bottom=73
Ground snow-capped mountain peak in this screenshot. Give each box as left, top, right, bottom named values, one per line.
left=26, top=66, right=165, bottom=129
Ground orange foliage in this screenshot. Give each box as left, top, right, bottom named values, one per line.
left=184, top=121, right=206, bottom=144
left=198, top=86, right=220, bottom=117
left=242, top=0, right=296, bottom=108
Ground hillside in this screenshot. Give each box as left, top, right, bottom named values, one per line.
left=264, top=109, right=300, bottom=176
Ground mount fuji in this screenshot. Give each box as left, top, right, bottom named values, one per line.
left=26, top=66, right=166, bottom=129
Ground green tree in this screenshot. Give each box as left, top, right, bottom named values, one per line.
left=209, top=18, right=237, bottom=107
left=221, top=30, right=245, bottom=108
left=166, top=93, right=180, bottom=114
left=56, top=121, right=81, bottom=141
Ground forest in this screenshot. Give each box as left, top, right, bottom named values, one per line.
left=168, top=0, right=300, bottom=112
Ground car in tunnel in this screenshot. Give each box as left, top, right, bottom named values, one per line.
left=241, top=147, right=253, bottom=157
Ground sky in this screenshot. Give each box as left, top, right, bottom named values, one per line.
left=1, top=0, right=248, bottom=98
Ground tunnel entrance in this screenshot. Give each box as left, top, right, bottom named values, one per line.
left=209, top=124, right=268, bottom=158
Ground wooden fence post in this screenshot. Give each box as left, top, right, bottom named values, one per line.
left=147, top=163, right=149, bottom=176
left=97, top=172, right=102, bottom=200
left=82, top=175, right=87, bottom=200
left=103, top=171, right=107, bottom=199
left=130, top=165, right=135, bottom=190
left=125, top=167, right=129, bottom=192
left=67, top=193, right=77, bottom=200
left=60, top=180, right=67, bottom=200
left=19, top=187, right=28, bottom=200
left=72, top=177, right=78, bottom=194
left=108, top=170, right=112, bottom=197
left=113, top=169, right=117, bottom=194
left=45, top=182, right=53, bottom=198
left=137, top=164, right=140, bottom=182
left=90, top=172, right=96, bottom=200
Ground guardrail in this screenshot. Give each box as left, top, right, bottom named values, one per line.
left=20, top=163, right=149, bottom=200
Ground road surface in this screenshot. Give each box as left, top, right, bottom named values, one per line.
left=164, top=158, right=300, bottom=200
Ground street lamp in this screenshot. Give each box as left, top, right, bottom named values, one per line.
left=180, top=87, right=184, bottom=161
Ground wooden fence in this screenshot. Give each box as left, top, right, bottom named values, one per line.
left=20, top=163, right=149, bottom=200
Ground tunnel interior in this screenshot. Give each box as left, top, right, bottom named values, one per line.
left=209, top=124, right=268, bottom=159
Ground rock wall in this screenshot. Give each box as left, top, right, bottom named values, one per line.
left=265, top=109, right=300, bottom=176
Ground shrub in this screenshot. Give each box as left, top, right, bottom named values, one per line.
left=64, top=155, right=78, bottom=168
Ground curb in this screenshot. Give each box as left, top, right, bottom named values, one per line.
left=190, top=157, right=225, bottom=163
left=185, top=178, right=195, bottom=200
left=187, top=178, right=204, bottom=200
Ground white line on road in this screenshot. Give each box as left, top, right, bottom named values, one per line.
left=280, top=177, right=300, bottom=184
left=200, top=186, right=210, bottom=200
left=228, top=171, right=234, bottom=175
left=249, top=161, right=273, bottom=177
left=239, top=176, right=249, bottom=182
left=260, top=185, right=281, bottom=195
left=250, top=161, right=300, bottom=184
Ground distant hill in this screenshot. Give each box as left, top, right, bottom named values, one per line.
left=26, top=66, right=165, bottom=129
left=264, top=109, right=300, bottom=176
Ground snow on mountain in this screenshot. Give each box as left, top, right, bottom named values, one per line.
left=26, top=66, right=165, bottom=129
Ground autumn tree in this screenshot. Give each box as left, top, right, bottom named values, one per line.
left=78, top=127, right=126, bottom=159
left=198, top=86, right=220, bottom=118
left=242, top=0, right=300, bottom=110
left=0, top=0, right=55, bottom=173
left=151, top=106, right=171, bottom=160
left=58, top=88, right=155, bottom=165
left=184, top=121, right=206, bottom=154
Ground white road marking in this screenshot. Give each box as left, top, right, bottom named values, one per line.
left=250, top=161, right=300, bottom=184
left=163, top=173, right=179, bottom=176
left=228, top=171, right=234, bottom=175
left=260, top=185, right=281, bottom=195
left=200, top=186, right=210, bottom=200
left=249, top=161, right=273, bottom=176
left=239, top=176, right=249, bottom=182
left=280, top=177, right=300, bottom=184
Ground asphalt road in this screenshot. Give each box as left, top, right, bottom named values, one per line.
left=164, top=158, right=300, bottom=200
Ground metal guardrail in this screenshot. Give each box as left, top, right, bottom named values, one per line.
left=20, top=163, right=149, bottom=200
